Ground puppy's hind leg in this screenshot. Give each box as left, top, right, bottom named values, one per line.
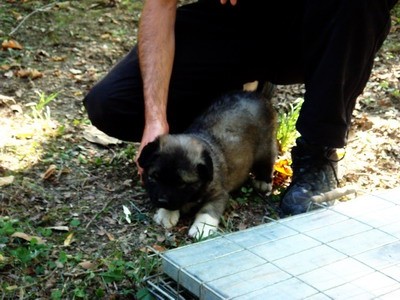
left=251, top=158, right=275, bottom=195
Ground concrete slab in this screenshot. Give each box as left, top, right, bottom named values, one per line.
left=152, top=188, right=400, bottom=299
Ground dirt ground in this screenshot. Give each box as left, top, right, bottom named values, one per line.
left=0, top=1, right=399, bottom=298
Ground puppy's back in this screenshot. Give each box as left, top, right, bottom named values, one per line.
left=188, top=91, right=275, bottom=141
left=186, top=91, right=277, bottom=190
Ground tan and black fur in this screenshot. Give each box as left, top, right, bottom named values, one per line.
left=138, top=91, right=277, bottom=238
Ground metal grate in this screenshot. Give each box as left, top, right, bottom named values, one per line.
left=146, top=274, right=198, bottom=300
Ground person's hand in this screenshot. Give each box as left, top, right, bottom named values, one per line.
left=135, top=120, right=169, bottom=180
left=220, top=0, right=238, bottom=5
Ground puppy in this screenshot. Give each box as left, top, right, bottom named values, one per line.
left=138, top=91, right=277, bottom=239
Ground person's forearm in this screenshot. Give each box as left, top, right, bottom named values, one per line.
left=138, top=0, right=177, bottom=129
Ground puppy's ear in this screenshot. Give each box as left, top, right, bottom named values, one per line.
left=137, top=138, right=160, bottom=169
left=197, top=150, right=213, bottom=182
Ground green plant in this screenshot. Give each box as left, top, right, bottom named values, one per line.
left=29, top=91, right=58, bottom=120
left=277, top=98, right=303, bottom=153
left=234, top=186, right=254, bottom=205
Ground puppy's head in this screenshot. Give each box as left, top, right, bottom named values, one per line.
left=138, top=135, right=214, bottom=210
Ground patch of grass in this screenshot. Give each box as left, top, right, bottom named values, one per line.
left=28, top=91, right=58, bottom=120
left=0, top=216, right=161, bottom=299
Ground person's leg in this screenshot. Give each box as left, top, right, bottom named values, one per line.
left=84, top=2, right=251, bottom=141
left=83, top=0, right=309, bottom=142
left=280, top=0, right=398, bottom=215
left=298, top=0, right=397, bottom=148
left=83, top=47, right=144, bottom=141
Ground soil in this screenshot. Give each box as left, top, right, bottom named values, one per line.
left=0, top=1, right=399, bottom=298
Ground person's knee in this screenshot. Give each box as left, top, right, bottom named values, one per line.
left=83, top=83, right=109, bottom=131
left=83, top=82, right=144, bottom=142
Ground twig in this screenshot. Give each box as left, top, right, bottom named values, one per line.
left=85, top=198, right=114, bottom=230
left=9, top=3, right=56, bottom=36
left=310, top=185, right=357, bottom=203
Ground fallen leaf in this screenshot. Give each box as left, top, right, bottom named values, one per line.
left=41, top=164, right=57, bottom=180
left=11, top=232, right=45, bottom=244
left=82, top=125, right=122, bottom=146
left=16, top=68, right=43, bottom=80
left=69, top=68, right=82, bottom=75
left=2, top=39, right=23, bottom=50
left=0, top=94, right=16, bottom=105
left=46, top=226, right=69, bottom=231
left=123, top=205, right=132, bottom=224
left=51, top=56, right=66, bottom=62
left=64, top=232, right=74, bottom=246
left=0, top=64, right=10, bottom=70
left=79, top=260, right=96, bottom=270
left=0, top=176, right=14, bottom=187
left=140, top=244, right=166, bottom=253
left=151, top=244, right=166, bottom=253
left=105, top=231, right=115, bottom=241
left=30, top=69, right=43, bottom=79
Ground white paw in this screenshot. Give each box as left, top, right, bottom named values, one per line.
left=153, top=208, right=180, bottom=229
left=188, top=213, right=219, bottom=239
left=252, top=180, right=273, bottom=195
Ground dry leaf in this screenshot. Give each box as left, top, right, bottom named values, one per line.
left=79, top=260, right=95, bottom=270
left=11, top=232, right=45, bottom=244
left=64, top=232, right=74, bottom=246
left=16, top=68, right=43, bottom=80
left=2, top=39, right=23, bottom=50
left=0, top=94, right=16, bottom=105
left=0, top=176, right=14, bottom=187
left=30, top=69, right=43, bottom=79
left=151, top=244, right=166, bottom=253
left=140, top=244, right=166, bottom=253
left=83, top=125, right=122, bottom=146
left=51, top=56, right=66, bottom=62
left=46, top=226, right=69, bottom=231
left=42, top=164, right=57, bottom=180
left=105, top=231, right=115, bottom=241
left=69, top=68, right=82, bottom=75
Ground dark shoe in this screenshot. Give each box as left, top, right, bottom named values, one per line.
left=280, top=137, right=340, bottom=215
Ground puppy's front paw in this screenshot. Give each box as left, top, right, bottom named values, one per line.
left=188, top=213, right=219, bottom=239
left=252, top=180, right=273, bottom=195
left=153, top=208, right=180, bottom=229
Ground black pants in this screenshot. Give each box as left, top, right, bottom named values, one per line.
left=84, top=0, right=398, bottom=148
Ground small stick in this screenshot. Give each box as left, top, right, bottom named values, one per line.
left=9, top=3, right=56, bottom=36
left=310, top=186, right=357, bottom=203
left=84, top=198, right=114, bottom=230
